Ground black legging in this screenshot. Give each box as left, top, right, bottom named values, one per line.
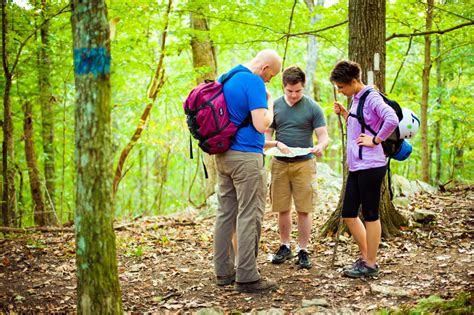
left=341, top=165, right=387, bottom=222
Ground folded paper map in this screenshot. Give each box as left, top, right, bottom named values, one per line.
left=264, top=147, right=313, bottom=158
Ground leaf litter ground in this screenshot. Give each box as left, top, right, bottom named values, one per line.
left=0, top=185, right=472, bottom=313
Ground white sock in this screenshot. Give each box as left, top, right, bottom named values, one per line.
left=296, top=245, right=308, bottom=253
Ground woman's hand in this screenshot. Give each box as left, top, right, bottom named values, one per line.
left=333, top=101, right=348, bottom=121
left=357, top=133, right=377, bottom=147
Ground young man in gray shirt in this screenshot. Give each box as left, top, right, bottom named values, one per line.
left=265, top=66, right=329, bottom=269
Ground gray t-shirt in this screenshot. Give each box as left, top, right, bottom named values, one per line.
left=271, top=95, right=326, bottom=161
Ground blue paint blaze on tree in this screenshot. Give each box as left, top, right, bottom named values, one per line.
left=74, top=47, right=111, bottom=78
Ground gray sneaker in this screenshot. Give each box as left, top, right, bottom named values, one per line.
left=343, top=257, right=365, bottom=271
left=235, top=278, right=278, bottom=293
left=272, top=245, right=292, bottom=264
left=296, top=250, right=312, bottom=269
left=343, top=261, right=380, bottom=278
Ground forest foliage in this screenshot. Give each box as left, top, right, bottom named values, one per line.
left=1, top=0, right=473, bottom=226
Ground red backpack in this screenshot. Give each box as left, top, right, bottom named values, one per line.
left=183, top=70, right=249, bottom=155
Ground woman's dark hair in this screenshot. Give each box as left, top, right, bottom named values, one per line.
left=282, top=66, right=305, bottom=86
left=329, top=60, right=361, bottom=84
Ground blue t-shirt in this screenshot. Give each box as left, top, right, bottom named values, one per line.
left=220, top=65, right=267, bottom=153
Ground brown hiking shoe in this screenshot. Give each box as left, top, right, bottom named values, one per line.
left=216, top=273, right=235, bottom=286
left=235, top=278, right=278, bottom=293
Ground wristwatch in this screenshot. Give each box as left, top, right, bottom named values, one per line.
left=372, top=137, right=380, bottom=145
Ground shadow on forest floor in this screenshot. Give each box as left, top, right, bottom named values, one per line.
left=0, top=185, right=473, bottom=313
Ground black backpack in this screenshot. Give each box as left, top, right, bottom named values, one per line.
left=349, top=88, right=418, bottom=161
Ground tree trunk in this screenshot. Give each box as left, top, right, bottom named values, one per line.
left=434, top=36, right=442, bottom=183
left=421, top=0, right=434, bottom=183
left=323, top=0, right=407, bottom=238
left=304, top=0, right=324, bottom=99
left=348, top=0, right=385, bottom=89
left=152, top=148, right=171, bottom=214
left=71, top=1, right=123, bottom=313
left=38, top=0, right=57, bottom=216
left=454, top=147, right=464, bottom=171
left=1, top=1, right=17, bottom=227
left=190, top=7, right=218, bottom=199
left=23, top=102, right=47, bottom=226
left=16, top=166, right=23, bottom=228
left=139, top=148, right=147, bottom=212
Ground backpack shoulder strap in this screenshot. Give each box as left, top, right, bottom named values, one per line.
left=220, top=68, right=253, bottom=128
left=356, top=88, right=377, bottom=136
left=378, top=91, right=404, bottom=121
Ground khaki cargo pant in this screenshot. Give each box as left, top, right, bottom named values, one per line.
left=214, top=150, right=266, bottom=283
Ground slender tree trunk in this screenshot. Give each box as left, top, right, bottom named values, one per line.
left=156, top=147, right=171, bottom=214
left=16, top=166, right=23, bottom=228
left=1, top=1, right=16, bottom=227
left=38, top=0, right=57, bottom=215
left=139, top=148, right=146, bottom=212
left=421, top=0, right=434, bottom=183
left=112, top=0, right=170, bottom=196
left=190, top=7, right=218, bottom=199
left=23, top=102, right=47, bottom=226
left=60, top=80, right=68, bottom=222
left=304, top=0, right=324, bottom=100
left=71, top=1, right=123, bottom=313
left=434, top=36, right=442, bottom=183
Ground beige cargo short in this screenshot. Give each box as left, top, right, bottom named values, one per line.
left=270, top=158, right=318, bottom=213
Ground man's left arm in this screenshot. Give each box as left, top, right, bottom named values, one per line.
left=310, top=126, right=329, bottom=157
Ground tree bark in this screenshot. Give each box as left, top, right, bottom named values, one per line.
left=190, top=7, right=218, bottom=199
left=71, top=1, right=123, bottom=313
left=1, top=0, right=17, bottom=227
left=421, top=0, right=434, bottom=183
left=434, top=36, right=442, bottom=183
left=348, top=0, right=385, bottom=89
left=323, top=0, right=407, bottom=238
left=23, top=102, right=47, bottom=226
left=38, top=0, right=57, bottom=216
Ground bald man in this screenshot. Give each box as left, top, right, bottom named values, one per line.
left=213, top=49, right=281, bottom=293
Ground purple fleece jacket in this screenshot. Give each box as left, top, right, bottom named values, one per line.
left=346, top=86, right=399, bottom=172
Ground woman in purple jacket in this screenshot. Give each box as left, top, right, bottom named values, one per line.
left=331, top=60, right=398, bottom=278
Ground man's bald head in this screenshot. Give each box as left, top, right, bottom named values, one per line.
left=247, top=49, right=282, bottom=83
left=254, top=49, right=282, bottom=68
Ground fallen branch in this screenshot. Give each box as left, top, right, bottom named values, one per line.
left=0, top=226, right=74, bottom=233
left=114, top=220, right=197, bottom=231
left=0, top=219, right=197, bottom=234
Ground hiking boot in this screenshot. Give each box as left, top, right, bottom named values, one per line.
left=216, top=273, right=235, bottom=286
left=343, top=257, right=365, bottom=271
left=271, top=245, right=292, bottom=264
left=235, top=278, right=278, bottom=293
left=343, top=261, right=380, bottom=278
left=295, top=250, right=312, bottom=269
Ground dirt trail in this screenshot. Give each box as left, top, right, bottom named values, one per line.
left=0, top=186, right=472, bottom=313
